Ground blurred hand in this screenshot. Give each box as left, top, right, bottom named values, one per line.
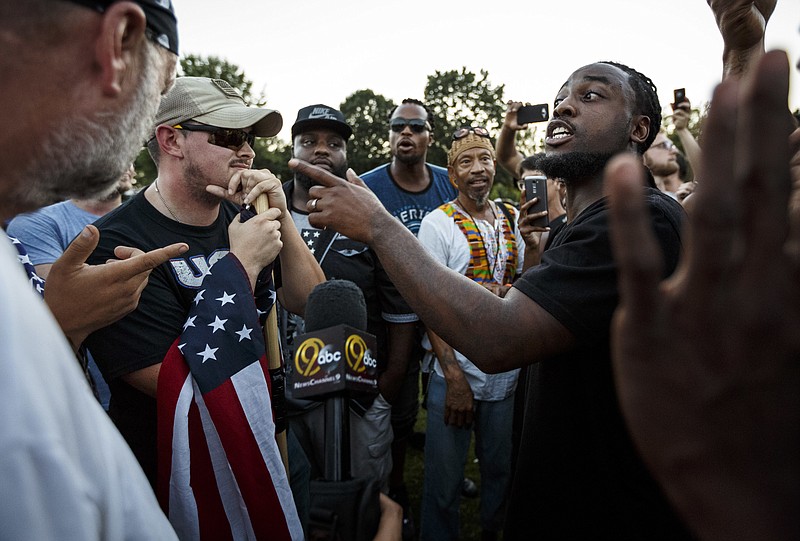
left=373, top=493, right=402, bottom=541
left=674, top=181, right=697, bottom=204
left=45, top=225, right=188, bottom=349
left=482, top=283, right=512, bottom=298
left=606, top=51, right=798, bottom=540
left=518, top=189, right=549, bottom=254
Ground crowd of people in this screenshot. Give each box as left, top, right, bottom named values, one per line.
left=1, top=1, right=797, bottom=540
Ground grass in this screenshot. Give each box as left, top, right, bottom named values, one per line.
left=403, top=396, right=484, bottom=541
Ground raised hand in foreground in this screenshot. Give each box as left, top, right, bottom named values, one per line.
left=607, top=50, right=799, bottom=541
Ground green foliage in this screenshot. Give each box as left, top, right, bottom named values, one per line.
left=133, top=149, right=157, bottom=188
left=423, top=68, right=506, bottom=166
left=180, top=54, right=264, bottom=106
left=514, top=123, right=547, bottom=157
left=664, top=102, right=707, bottom=149
left=339, top=89, right=396, bottom=174
left=253, top=138, right=293, bottom=183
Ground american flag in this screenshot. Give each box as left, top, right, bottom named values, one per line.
left=157, top=254, right=302, bottom=540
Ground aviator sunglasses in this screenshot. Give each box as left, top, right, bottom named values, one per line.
left=452, top=126, right=490, bottom=141
left=173, top=124, right=256, bottom=150
left=390, top=118, right=430, bottom=134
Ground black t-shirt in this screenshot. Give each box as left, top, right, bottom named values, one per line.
left=85, top=190, right=276, bottom=485
left=506, top=189, right=695, bottom=539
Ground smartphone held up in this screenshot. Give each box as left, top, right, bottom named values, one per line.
left=672, top=88, right=686, bottom=110
left=517, top=104, right=549, bottom=125
left=523, top=175, right=549, bottom=228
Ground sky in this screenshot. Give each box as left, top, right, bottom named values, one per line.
left=174, top=0, right=799, bottom=142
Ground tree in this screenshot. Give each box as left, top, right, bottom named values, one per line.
left=252, top=138, right=292, bottom=182
left=179, top=54, right=264, bottom=105
left=133, top=55, right=291, bottom=186
left=423, top=68, right=514, bottom=198
left=339, top=89, right=396, bottom=174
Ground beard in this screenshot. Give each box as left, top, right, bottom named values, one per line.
left=15, top=42, right=162, bottom=209
left=295, top=161, right=348, bottom=191
left=183, top=160, right=231, bottom=207
left=393, top=151, right=424, bottom=166
left=537, top=151, right=615, bottom=187
left=464, top=181, right=491, bottom=208
left=648, top=159, right=679, bottom=177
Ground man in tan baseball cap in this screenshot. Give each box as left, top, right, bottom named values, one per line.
left=85, top=76, right=324, bottom=538
left=152, top=76, right=283, bottom=138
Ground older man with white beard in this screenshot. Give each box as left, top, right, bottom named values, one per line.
left=416, top=127, right=532, bottom=541
left=0, top=1, right=187, bottom=538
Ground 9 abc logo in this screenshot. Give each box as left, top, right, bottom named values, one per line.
left=294, top=337, right=341, bottom=376
left=346, top=334, right=376, bottom=374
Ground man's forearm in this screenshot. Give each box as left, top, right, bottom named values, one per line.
left=496, top=125, right=524, bottom=177
left=722, top=44, right=765, bottom=81
left=675, top=129, right=703, bottom=180
left=366, top=212, right=563, bottom=373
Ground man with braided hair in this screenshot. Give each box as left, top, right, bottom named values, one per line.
left=290, top=60, right=693, bottom=538
left=416, top=127, right=532, bottom=541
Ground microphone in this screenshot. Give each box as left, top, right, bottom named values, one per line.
left=304, top=279, right=367, bottom=333
left=287, top=280, right=378, bottom=480
left=293, top=280, right=382, bottom=540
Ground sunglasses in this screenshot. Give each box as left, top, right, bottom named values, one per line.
left=651, top=141, right=677, bottom=151
left=390, top=118, right=429, bottom=134
left=452, top=126, right=490, bottom=141
left=174, top=124, right=255, bottom=150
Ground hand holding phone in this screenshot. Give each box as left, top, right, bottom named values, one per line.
left=524, top=175, right=548, bottom=228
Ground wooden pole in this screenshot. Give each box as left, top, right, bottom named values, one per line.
left=254, top=195, right=290, bottom=479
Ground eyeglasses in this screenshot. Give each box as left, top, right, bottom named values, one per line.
left=390, top=118, right=429, bottom=134
left=651, top=141, right=677, bottom=151
left=452, top=126, right=490, bottom=141
left=174, top=124, right=255, bottom=150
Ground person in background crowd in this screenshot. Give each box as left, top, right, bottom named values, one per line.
left=280, top=104, right=417, bottom=531
left=360, top=98, right=457, bottom=539
left=417, top=127, right=527, bottom=541
left=643, top=130, right=683, bottom=196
